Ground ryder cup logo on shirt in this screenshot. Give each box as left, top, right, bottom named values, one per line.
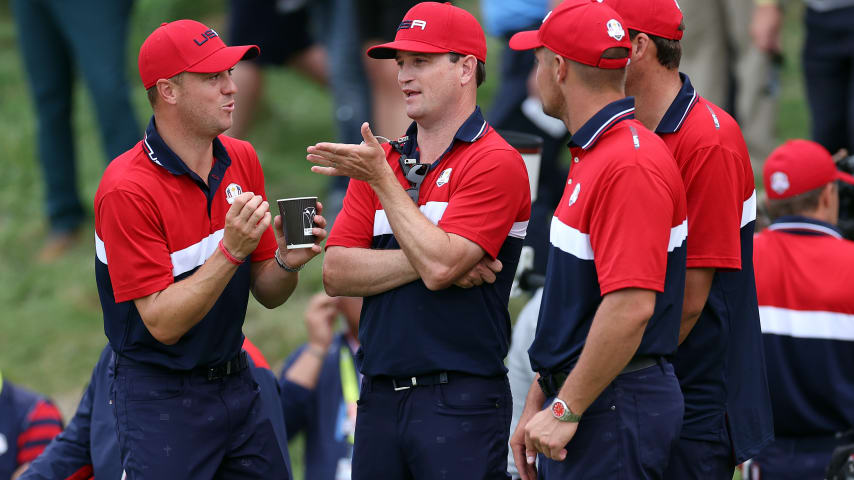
left=606, top=19, right=625, bottom=41
left=437, top=168, right=452, bottom=187
left=569, top=183, right=581, bottom=206
left=770, top=171, right=790, bottom=195
left=225, top=183, right=243, bottom=204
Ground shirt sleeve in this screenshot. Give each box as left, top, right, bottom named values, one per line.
left=680, top=145, right=743, bottom=270
left=97, top=189, right=174, bottom=303
left=591, top=164, right=676, bottom=295
left=17, top=399, right=63, bottom=465
left=439, top=148, right=531, bottom=258
left=326, top=178, right=378, bottom=249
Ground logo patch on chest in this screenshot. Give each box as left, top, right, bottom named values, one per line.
left=225, top=183, right=243, bottom=204
left=569, top=183, right=581, bottom=206
left=436, top=168, right=453, bottom=187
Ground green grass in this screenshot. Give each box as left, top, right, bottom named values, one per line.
left=0, top=0, right=808, bottom=478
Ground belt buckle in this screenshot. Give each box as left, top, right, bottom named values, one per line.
left=393, top=376, right=417, bottom=391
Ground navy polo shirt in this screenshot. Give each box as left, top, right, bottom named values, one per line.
left=529, top=98, right=688, bottom=375
left=0, top=379, right=63, bottom=479
left=94, top=118, right=278, bottom=370
left=326, top=107, right=532, bottom=377
left=657, top=75, right=773, bottom=462
left=756, top=216, right=854, bottom=437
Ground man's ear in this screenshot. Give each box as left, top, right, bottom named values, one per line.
left=459, top=54, right=477, bottom=86
left=555, top=54, right=567, bottom=83
left=632, top=33, right=653, bottom=63
left=156, top=78, right=179, bottom=105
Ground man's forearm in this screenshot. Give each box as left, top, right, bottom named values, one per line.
left=324, top=246, right=420, bottom=297
left=557, top=289, right=655, bottom=415
left=679, top=267, right=715, bottom=344
left=250, top=258, right=299, bottom=308
left=371, top=173, right=482, bottom=289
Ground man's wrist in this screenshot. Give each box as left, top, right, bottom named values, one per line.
left=306, top=343, right=328, bottom=358
left=274, top=248, right=304, bottom=272
left=551, top=398, right=582, bottom=423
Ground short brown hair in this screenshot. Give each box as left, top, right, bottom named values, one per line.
left=765, top=184, right=828, bottom=219
left=628, top=22, right=685, bottom=70
left=569, top=47, right=630, bottom=92
left=448, top=52, right=486, bottom=87
left=146, top=72, right=184, bottom=107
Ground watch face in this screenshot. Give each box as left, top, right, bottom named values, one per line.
left=552, top=400, right=566, bottom=418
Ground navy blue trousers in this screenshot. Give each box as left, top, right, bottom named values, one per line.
left=352, top=373, right=512, bottom=480
left=112, top=358, right=289, bottom=479
left=537, top=362, right=684, bottom=479
left=750, top=435, right=847, bottom=480
left=663, top=436, right=735, bottom=480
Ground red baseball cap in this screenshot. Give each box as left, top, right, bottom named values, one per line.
left=509, top=0, right=631, bottom=69
left=367, top=2, right=487, bottom=63
left=763, top=139, right=854, bottom=199
left=138, top=20, right=259, bottom=89
left=603, top=0, right=684, bottom=40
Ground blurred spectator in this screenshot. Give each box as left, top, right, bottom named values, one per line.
left=279, top=293, right=362, bottom=480
left=0, top=372, right=63, bottom=480
left=11, top=0, right=140, bottom=263
left=750, top=0, right=854, bottom=155
left=751, top=140, right=854, bottom=479
left=481, top=0, right=569, bottom=277
left=19, top=339, right=290, bottom=480
left=504, top=288, right=541, bottom=480
left=357, top=0, right=419, bottom=139
left=227, top=0, right=328, bottom=139
left=678, top=0, right=778, bottom=162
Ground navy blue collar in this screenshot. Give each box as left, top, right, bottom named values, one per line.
left=656, top=73, right=699, bottom=134
left=568, top=97, right=636, bottom=150
left=395, top=106, right=490, bottom=167
left=768, top=215, right=843, bottom=238
left=142, top=116, right=232, bottom=191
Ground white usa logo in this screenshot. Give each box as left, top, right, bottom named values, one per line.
left=569, top=183, right=581, bottom=206
left=225, top=183, right=243, bottom=204
left=770, top=171, right=790, bottom=195
left=606, top=19, right=625, bottom=41
left=437, top=168, right=452, bottom=187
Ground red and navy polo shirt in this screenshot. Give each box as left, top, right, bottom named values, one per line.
left=0, top=378, right=63, bottom=478
left=755, top=216, right=854, bottom=437
left=657, top=74, right=773, bottom=461
left=327, top=107, right=531, bottom=377
left=94, top=117, right=278, bottom=370
left=528, top=97, right=688, bottom=376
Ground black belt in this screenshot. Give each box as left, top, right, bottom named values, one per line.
left=196, top=350, right=249, bottom=381
left=369, top=372, right=451, bottom=391
left=538, top=355, right=662, bottom=398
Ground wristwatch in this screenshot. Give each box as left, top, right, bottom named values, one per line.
left=551, top=398, right=582, bottom=423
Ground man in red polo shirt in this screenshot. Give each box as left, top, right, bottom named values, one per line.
left=507, top=2, right=688, bottom=479
left=307, top=2, right=531, bottom=478
left=603, top=1, right=774, bottom=477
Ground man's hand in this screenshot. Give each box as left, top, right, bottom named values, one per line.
left=511, top=405, right=540, bottom=480
left=454, top=256, right=502, bottom=288
left=274, top=201, right=327, bottom=270
left=305, top=292, right=338, bottom=352
left=307, top=122, right=393, bottom=184
left=223, top=192, right=271, bottom=259
left=525, top=407, right=577, bottom=462
left=750, top=4, right=783, bottom=53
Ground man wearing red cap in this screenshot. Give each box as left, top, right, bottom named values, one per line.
left=602, top=0, right=775, bottom=477
left=507, top=2, right=688, bottom=479
left=749, top=140, right=854, bottom=479
left=307, top=2, right=531, bottom=478
left=93, top=20, right=326, bottom=479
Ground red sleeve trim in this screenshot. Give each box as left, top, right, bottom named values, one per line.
left=66, top=464, right=94, bottom=480
left=599, top=278, right=665, bottom=297
left=242, top=338, right=271, bottom=370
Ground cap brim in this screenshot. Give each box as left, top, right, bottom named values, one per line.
left=367, top=40, right=453, bottom=59
left=186, top=45, right=260, bottom=74
left=508, top=30, right=542, bottom=51
left=837, top=170, right=854, bottom=185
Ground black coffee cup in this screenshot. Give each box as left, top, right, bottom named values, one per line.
left=277, top=196, right=318, bottom=249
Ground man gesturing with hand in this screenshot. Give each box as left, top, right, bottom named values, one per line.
left=94, top=20, right=324, bottom=479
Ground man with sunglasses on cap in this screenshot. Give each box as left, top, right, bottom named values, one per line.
left=93, top=20, right=326, bottom=479
left=507, top=2, right=688, bottom=479
left=601, top=0, right=774, bottom=477
left=307, top=2, right=531, bottom=478
left=750, top=140, right=854, bottom=480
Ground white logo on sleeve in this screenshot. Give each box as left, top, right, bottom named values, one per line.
left=770, top=172, right=790, bottom=195
left=0, top=433, right=7, bottom=455
left=606, top=19, right=625, bottom=41
left=437, top=168, right=452, bottom=187
left=569, top=183, right=581, bottom=206
left=225, top=183, right=243, bottom=204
